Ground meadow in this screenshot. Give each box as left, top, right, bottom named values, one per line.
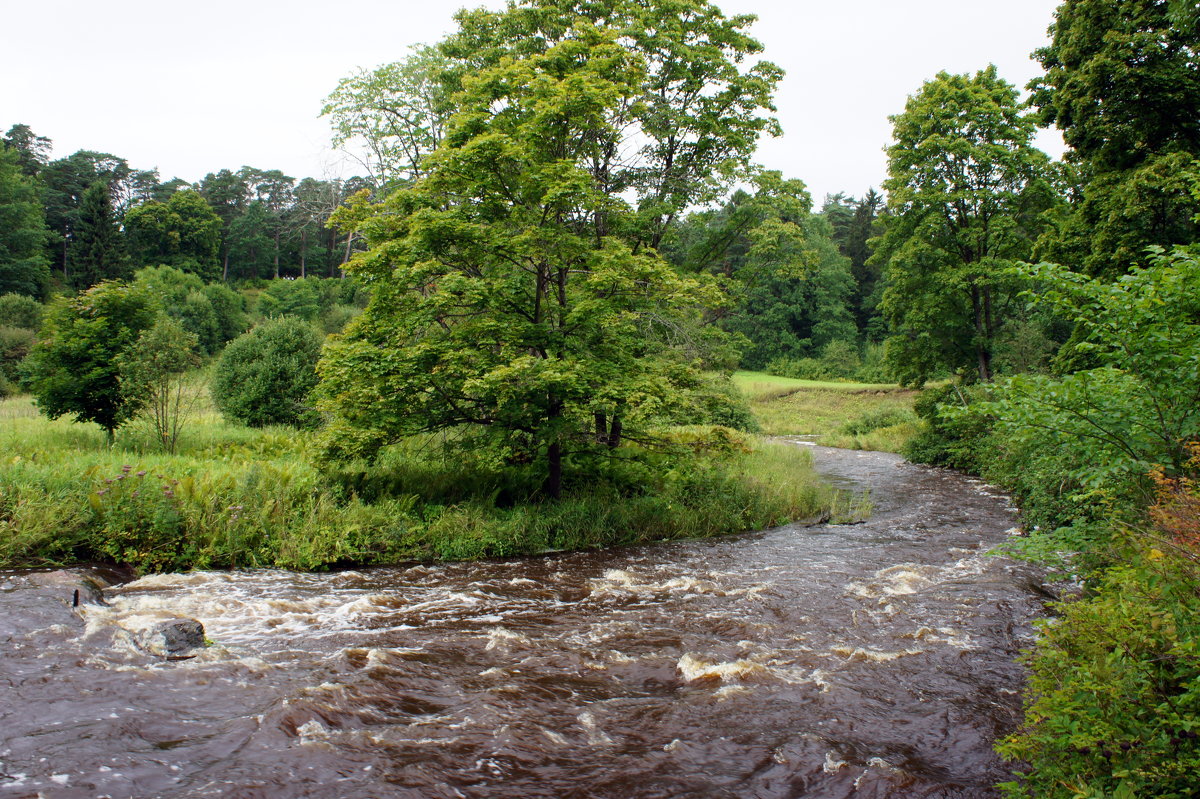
left=733, top=371, right=919, bottom=452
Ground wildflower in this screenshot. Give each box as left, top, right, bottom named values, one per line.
left=136, top=470, right=146, bottom=478
left=121, top=465, right=132, bottom=473
left=96, top=489, right=108, bottom=496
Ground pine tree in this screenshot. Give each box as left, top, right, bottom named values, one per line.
left=70, top=180, right=124, bottom=289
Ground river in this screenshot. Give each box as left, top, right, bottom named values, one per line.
left=0, top=445, right=1045, bottom=798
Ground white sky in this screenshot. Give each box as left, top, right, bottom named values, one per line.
left=2, top=0, right=1065, bottom=205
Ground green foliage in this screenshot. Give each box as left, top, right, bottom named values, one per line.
left=0, top=325, right=36, bottom=396
left=997, top=554, right=1200, bottom=799
left=993, top=251, right=1200, bottom=483
left=322, top=44, right=454, bottom=187
left=22, top=281, right=158, bottom=442
left=257, top=276, right=322, bottom=320
left=668, top=174, right=859, bottom=371
left=132, top=265, right=248, bottom=355
left=118, top=316, right=202, bottom=454
left=213, top=316, right=323, bottom=428
left=124, top=190, right=224, bottom=280
left=876, top=66, right=1054, bottom=385
left=0, top=292, right=43, bottom=330
left=69, top=180, right=125, bottom=289
left=903, top=383, right=993, bottom=473
left=765, top=340, right=867, bottom=382
left=1030, top=0, right=1200, bottom=175
left=0, top=144, right=51, bottom=299
left=320, top=1, right=780, bottom=497
left=1030, top=1, right=1200, bottom=277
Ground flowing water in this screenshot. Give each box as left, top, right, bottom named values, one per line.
left=0, top=445, right=1046, bottom=798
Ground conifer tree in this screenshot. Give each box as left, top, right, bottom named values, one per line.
left=70, top=180, right=125, bottom=289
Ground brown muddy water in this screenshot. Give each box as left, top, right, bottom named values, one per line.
left=0, top=445, right=1046, bottom=799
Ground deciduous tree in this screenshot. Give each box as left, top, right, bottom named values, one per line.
left=23, top=281, right=158, bottom=445
left=318, top=0, right=779, bottom=497
left=876, top=66, right=1053, bottom=385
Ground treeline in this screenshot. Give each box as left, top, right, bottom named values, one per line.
left=0, top=126, right=370, bottom=298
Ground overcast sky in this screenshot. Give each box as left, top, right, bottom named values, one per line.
left=2, top=0, right=1065, bottom=204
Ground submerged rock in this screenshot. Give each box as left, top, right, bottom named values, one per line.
left=135, top=618, right=207, bottom=658
left=29, top=568, right=117, bottom=608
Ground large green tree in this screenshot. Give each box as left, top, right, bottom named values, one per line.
left=1030, top=0, right=1200, bottom=277
left=0, top=144, right=51, bottom=298
left=2, top=124, right=52, bottom=178
left=876, top=66, right=1054, bottom=385
left=323, top=45, right=454, bottom=189
left=23, top=281, right=158, bottom=445
left=70, top=180, right=125, bottom=289
left=124, top=189, right=223, bottom=279
left=319, top=0, right=779, bottom=497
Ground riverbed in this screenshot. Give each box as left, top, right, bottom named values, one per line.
left=0, top=445, right=1044, bottom=798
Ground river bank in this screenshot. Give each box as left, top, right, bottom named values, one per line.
left=1, top=387, right=850, bottom=572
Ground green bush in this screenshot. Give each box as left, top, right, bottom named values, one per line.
left=319, top=303, right=361, bottom=334
left=902, top=384, right=993, bottom=473
left=132, top=266, right=248, bottom=355
left=212, top=316, right=324, bottom=428
left=998, top=552, right=1200, bottom=799
left=0, top=325, right=35, bottom=388
left=257, top=277, right=322, bottom=321
left=0, top=293, right=43, bottom=330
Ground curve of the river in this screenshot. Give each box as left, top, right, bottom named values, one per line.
left=0, top=445, right=1045, bottom=798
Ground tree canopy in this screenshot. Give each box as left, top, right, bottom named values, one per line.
left=318, top=0, right=781, bottom=496
left=0, top=144, right=50, bottom=299
left=875, top=66, right=1053, bottom=386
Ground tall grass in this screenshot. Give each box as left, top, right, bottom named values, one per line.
left=1, top=391, right=837, bottom=572
left=733, top=370, right=920, bottom=452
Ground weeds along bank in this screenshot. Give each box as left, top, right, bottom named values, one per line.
left=0, top=394, right=837, bottom=573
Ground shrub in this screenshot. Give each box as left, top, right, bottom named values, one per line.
left=0, top=325, right=36, bottom=388
left=212, top=316, right=324, bottom=428
left=998, top=552, right=1200, bottom=799
left=0, top=293, right=43, bottom=330
left=257, top=277, right=322, bottom=321
left=133, top=265, right=248, bottom=355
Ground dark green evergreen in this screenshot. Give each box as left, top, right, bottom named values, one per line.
left=0, top=145, right=51, bottom=299
left=69, top=180, right=125, bottom=289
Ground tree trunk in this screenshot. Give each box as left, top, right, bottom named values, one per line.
left=273, top=230, right=281, bottom=279
left=222, top=249, right=230, bottom=282
left=545, top=441, right=562, bottom=500
left=299, top=229, right=307, bottom=278
left=608, top=412, right=623, bottom=449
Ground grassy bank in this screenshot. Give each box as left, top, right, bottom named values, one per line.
left=0, top=390, right=840, bottom=572
left=733, top=370, right=919, bottom=452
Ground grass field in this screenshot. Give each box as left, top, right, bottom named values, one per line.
left=733, top=370, right=920, bottom=453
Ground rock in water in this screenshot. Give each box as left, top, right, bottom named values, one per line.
left=136, top=619, right=206, bottom=657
